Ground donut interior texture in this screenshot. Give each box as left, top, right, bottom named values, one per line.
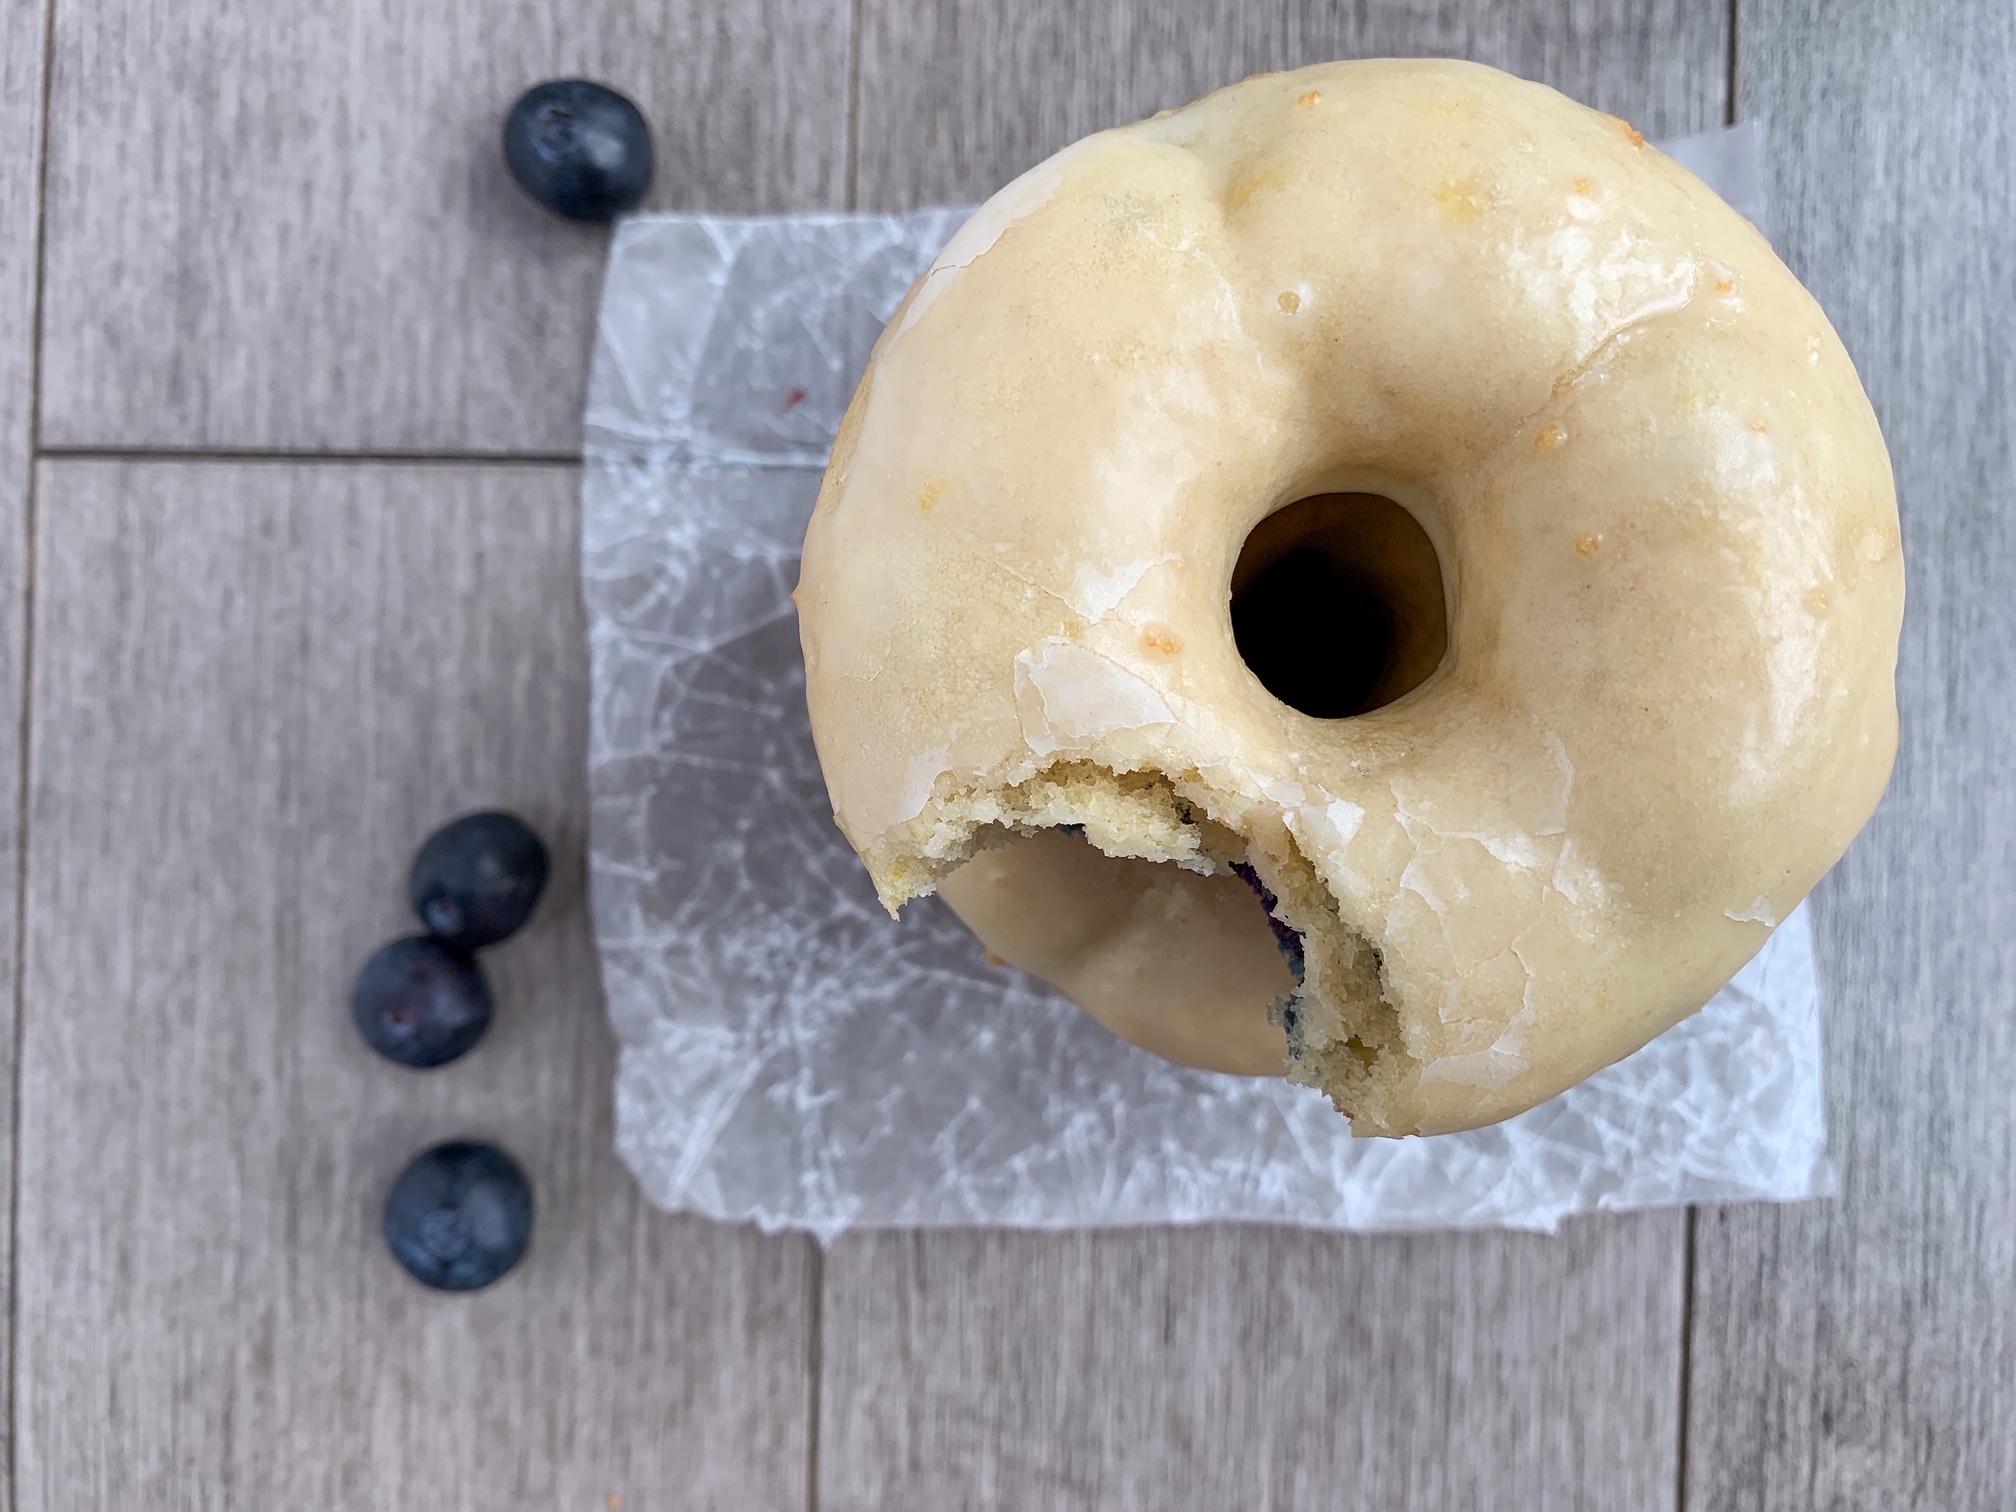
left=795, top=59, right=1903, bottom=1137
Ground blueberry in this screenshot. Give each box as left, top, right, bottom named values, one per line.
left=352, top=935, right=494, bottom=1068
left=409, top=810, right=551, bottom=950
left=383, top=1140, right=534, bottom=1292
left=1232, top=862, right=1307, bottom=981
left=502, top=80, right=653, bottom=223
left=1269, top=996, right=1304, bottom=1062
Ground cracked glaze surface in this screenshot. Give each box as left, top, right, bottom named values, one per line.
left=798, top=60, right=1903, bottom=1135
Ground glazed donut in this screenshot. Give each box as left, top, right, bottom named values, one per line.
left=796, top=59, right=1902, bottom=1136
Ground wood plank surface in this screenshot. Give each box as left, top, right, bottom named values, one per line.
left=822, top=1218, right=1685, bottom=1512
left=17, top=0, right=2006, bottom=1507
left=36, top=0, right=850, bottom=456
left=0, top=0, right=44, bottom=1504
left=1686, top=3, right=2016, bottom=1509
left=854, top=0, right=1728, bottom=209
left=826, top=7, right=1731, bottom=1504
left=12, top=461, right=814, bottom=1511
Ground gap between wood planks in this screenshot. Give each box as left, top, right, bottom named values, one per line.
left=9, top=0, right=63, bottom=1506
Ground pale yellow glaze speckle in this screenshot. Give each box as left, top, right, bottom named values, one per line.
left=796, top=59, right=1903, bottom=1136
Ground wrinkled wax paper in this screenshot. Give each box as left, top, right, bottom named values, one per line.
left=583, top=123, right=1831, bottom=1243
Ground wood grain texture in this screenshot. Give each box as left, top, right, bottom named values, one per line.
left=821, top=1217, right=1684, bottom=1511
left=854, top=0, right=1728, bottom=209
left=37, top=0, right=849, bottom=455
left=826, top=3, right=1729, bottom=1506
left=13, top=462, right=813, bottom=1511
left=0, top=0, right=43, bottom=1502
left=1686, top=3, right=2016, bottom=1509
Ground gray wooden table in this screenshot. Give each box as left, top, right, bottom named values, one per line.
left=0, top=0, right=2007, bottom=1507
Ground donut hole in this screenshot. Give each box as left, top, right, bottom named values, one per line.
left=1231, top=493, right=1448, bottom=718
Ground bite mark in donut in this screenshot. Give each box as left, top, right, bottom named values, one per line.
left=924, top=760, right=1423, bottom=1117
